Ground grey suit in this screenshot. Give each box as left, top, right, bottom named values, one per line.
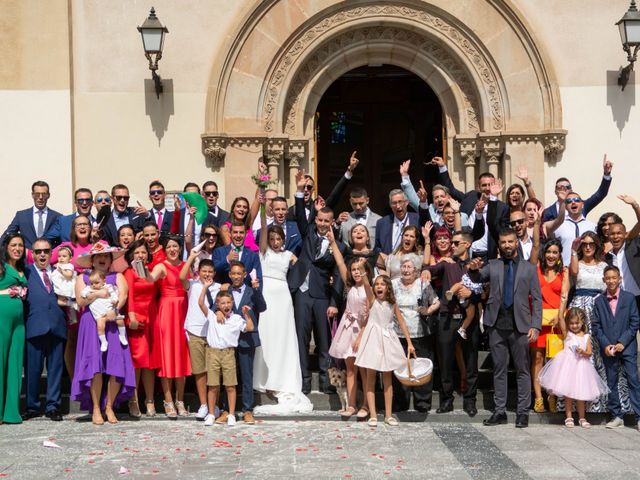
left=337, top=210, right=381, bottom=249
left=469, top=258, right=542, bottom=415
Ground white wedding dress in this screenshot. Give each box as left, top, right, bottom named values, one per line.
left=253, top=248, right=313, bottom=414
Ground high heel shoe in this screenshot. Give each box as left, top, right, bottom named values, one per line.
left=164, top=401, right=177, bottom=419
left=146, top=400, right=156, bottom=417
left=175, top=400, right=189, bottom=416
left=533, top=397, right=545, bottom=413
left=128, top=399, right=142, bottom=418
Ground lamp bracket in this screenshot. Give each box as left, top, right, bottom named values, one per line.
left=619, top=44, right=640, bottom=90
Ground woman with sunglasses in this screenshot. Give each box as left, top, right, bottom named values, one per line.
left=186, top=224, right=221, bottom=276
left=0, top=233, right=27, bottom=424
left=220, top=196, right=259, bottom=252
left=566, top=231, right=628, bottom=413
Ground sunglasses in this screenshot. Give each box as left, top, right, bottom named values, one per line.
left=76, top=198, right=93, bottom=204
left=303, top=185, right=314, bottom=191
left=565, top=198, right=582, bottom=205
left=95, top=197, right=111, bottom=203
left=75, top=223, right=90, bottom=228
left=204, top=191, right=219, bottom=197
left=149, top=189, right=164, bottom=196
left=33, top=248, right=51, bottom=254
left=509, top=219, right=525, bottom=226
left=203, top=232, right=218, bottom=238
left=556, top=184, right=572, bottom=190
left=451, top=240, right=462, bottom=246
left=581, top=241, right=595, bottom=248
left=114, top=195, right=130, bottom=202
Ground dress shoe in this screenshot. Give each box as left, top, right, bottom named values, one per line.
left=320, top=383, right=336, bottom=394
left=243, top=411, right=255, bottom=425
left=302, top=380, right=311, bottom=395
left=515, top=414, right=529, bottom=428
left=21, top=410, right=42, bottom=421
left=483, top=412, right=507, bottom=426
left=436, top=402, right=453, bottom=414
left=45, top=410, right=63, bottom=422
left=463, top=401, right=477, bottom=417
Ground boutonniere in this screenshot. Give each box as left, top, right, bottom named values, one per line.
left=327, top=245, right=333, bottom=256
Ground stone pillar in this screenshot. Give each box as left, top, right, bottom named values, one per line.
left=264, top=137, right=287, bottom=194
left=287, top=140, right=308, bottom=202
left=455, top=137, right=479, bottom=192
left=479, top=134, right=504, bottom=181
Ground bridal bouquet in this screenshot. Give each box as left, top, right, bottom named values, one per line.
left=251, top=162, right=277, bottom=215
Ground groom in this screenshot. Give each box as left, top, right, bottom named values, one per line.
left=288, top=169, right=345, bottom=394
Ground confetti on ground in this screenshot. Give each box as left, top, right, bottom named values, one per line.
left=43, top=440, right=62, bottom=448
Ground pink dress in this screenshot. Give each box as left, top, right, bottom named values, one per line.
left=539, top=332, right=609, bottom=401
left=329, top=286, right=367, bottom=359
left=355, top=300, right=406, bottom=372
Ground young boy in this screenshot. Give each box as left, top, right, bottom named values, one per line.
left=198, top=287, right=254, bottom=426
left=592, top=265, right=640, bottom=428
left=180, top=250, right=222, bottom=420
left=214, top=260, right=266, bottom=425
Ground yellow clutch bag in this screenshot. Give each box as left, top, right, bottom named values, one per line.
left=546, top=327, right=564, bottom=358
left=542, top=309, right=559, bottom=327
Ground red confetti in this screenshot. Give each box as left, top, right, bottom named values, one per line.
left=341, top=456, right=348, bottom=459
left=152, top=469, right=160, bottom=475
left=200, top=454, right=206, bottom=458
left=88, top=460, right=95, bottom=464
left=185, top=448, right=191, bottom=452
left=64, top=469, right=72, bottom=473
left=345, top=475, right=352, bottom=478
left=195, top=432, right=205, bottom=436
left=384, top=473, right=390, bottom=475
left=175, top=448, right=181, bottom=452
left=379, top=455, right=385, bottom=459
left=336, top=446, right=343, bottom=450
left=235, top=470, right=243, bottom=475
left=0, top=475, right=10, bottom=478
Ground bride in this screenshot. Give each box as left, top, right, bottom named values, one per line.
left=253, top=195, right=313, bottom=414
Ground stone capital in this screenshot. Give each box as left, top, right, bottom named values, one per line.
left=201, top=134, right=229, bottom=170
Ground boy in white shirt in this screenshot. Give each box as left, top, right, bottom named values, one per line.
left=180, top=252, right=222, bottom=420
left=198, top=285, right=254, bottom=426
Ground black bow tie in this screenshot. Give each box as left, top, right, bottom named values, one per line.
left=232, top=286, right=243, bottom=293
left=354, top=213, right=366, bottom=220
left=609, top=295, right=617, bottom=301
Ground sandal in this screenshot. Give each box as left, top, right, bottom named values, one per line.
left=367, top=417, right=378, bottom=427
left=578, top=418, right=591, bottom=429
left=164, top=401, right=177, bottom=419
left=564, top=418, right=574, bottom=428
left=128, top=399, right=142, bottom=418
left=175, top=400, right=189, bottom=416
left=384, top=417, right=399, bottom=426
left=356, top=407, right=369, bottom=419
left=146, top=400, right=156, bottom=417
left=533, top=397, right=545, bottom=413
left=340, top=406, right=357, bottom=417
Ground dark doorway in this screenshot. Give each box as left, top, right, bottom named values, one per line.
left=315, top=64, right=444, bottom=215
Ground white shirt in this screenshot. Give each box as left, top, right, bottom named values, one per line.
left=153, top=208, right=167, bottom=226
left=36, top=265, right=54, bottom=290
left=185, top=280, right=221, bottom=337
left=392, top=214, right=409, bottom=251
left=469, top=204, right=488, bottom=253
left=231, top=284, right=246, bottom=306
left=112, top=209, right=130, bottom=231
left=300, top=234, right=329, bottom=292
left=519, top=235, right=533, bottom=261
left=612, top=244, right=640, bottom=296
left=353, top=209, right=369, bottom=226
left=182, top=211, right=203, bottom=260
left=206, top=311, right=246, bottom=349
left=252, top=214, right=274, bottom=236
left=32, top=206, right=49, bottom=235
left=553, top=216, right=597, bottom=265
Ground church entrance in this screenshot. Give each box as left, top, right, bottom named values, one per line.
left=315, top=64, right=444, bottom=215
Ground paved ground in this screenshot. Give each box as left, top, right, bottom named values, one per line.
left=2, top=414, right=640, bottom=479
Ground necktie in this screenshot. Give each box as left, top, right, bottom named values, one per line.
left=36, top=210, right=44, bottom=237
left=157, top=210, right=163, bottom=228
left=568, top=219, right=581, bottom=237
left=503, top=260, right=513, bottom=308
left=315, top=236, right=325, bottom=259
left=392, top=218, right=406, bottom=250
left=41, top=269, right=52, bottom=293
left=205, top=287, right=215, bottom=307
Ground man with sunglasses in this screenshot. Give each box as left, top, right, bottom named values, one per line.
left=2, top=181, right=62, bottom=249
left=509, top=211, right=534, bottom=261
left=202, top=181, right=229, bottom=227
left=100, top=184, right=148, bottom=245
left=550, top=191, right=597, bottom=265
left=542, top=154, right=613, bottom=222
left=146, top=180, right=172, bottom=233
left=46, top=188, right=95, bottom=244
left=22, top=238, right=67, bottom=422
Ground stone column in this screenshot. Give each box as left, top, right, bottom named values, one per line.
left=287, top=140, right=307, bottom=202
left=455, top=137, right=479, bottom=192
left=264, top=137, right=287, bottom=194
left=479, top=135, right=503, bottom=180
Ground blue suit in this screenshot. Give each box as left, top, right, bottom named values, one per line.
left=24, top=265, right=67, bottom=414
left=101, top=208, right=148, bottom=246
left=46, top=212, right=95, bottom=244
left=374, top=212, right=420, bottom=254
left=592, top=289, right=640, bottom=419
left=230, top=285, right=266, bottom=413
left=256, top=221, right=302, bottom=256
left=2, top=207, right=61, bottom=249
left=212, top=245, right=263, bottom=287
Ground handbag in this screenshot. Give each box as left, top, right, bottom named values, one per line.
left=545, top=327, right=564, bottom=358
left=541, top=309, right=558, bottom=327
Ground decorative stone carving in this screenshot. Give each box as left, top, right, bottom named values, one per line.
left=263, top=2, right=505, bottom=135
left=456, top=137, right=479, bottom=191
left=541, top=133, right=566, bottom=165
left=201, top=135, right=229, bottom=170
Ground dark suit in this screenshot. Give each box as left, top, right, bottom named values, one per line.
left=374, top=212, right=420, bottom=254
left=606, top=239, right=640, bottom=306
left=208, top=206, right=230, bottom=228
left=542, top=176, right=611, bottom=222
left=231, top=285, right=266, bottom=413
left=256, top=220, right=302, bottom=256
left=2, top=207, right=62, bottom=249
left=24, top=265, right=67, bottom=414
left=288, top=194, right=345, bottom=385
left=469, top=257, right=542, bottom=415
left=592, top=290, right=640, bottom=419
left=286, top=173, right=352, bottom=221
left=149, top=209, right=173, bottom=233
left=212, top=245, right=263, bottom=287
left=101, top=208, right=148, bottom=245
left=46, top=212, right=96, bottom=245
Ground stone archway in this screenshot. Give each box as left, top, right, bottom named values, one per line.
left=202, top=0, right=566, bottom=200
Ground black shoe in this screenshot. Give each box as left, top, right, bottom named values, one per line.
left=45, top=410, right=63, bottom=422
left=21, top=410, right=42, bottom=421
left=415, top=404, right=431, bottom=414
left=302, top=379, right=311, bottom=395
left=483, top=412, right=507, bottom=426
left=515, top=414, right=529, bottom=428
left=319, top=381, right=335, bottom=394
left=463, top=401, right=477, bottom=417
left=436, top=401, right=453, bottom=414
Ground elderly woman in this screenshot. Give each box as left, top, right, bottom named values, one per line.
left=123, top=239, right=158, bottom=417
left=391, top=257, right=440, bottom=413
left=71, top=243, right=135, bottom=425
left=0, top=234, right=27, bottom=424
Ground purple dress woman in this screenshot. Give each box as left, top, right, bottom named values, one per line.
left=71, top=272, right=136, bottom=410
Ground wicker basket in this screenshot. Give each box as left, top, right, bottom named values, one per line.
left=394, top=351, right=433, bottom=387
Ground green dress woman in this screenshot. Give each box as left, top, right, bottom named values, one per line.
left=0, top=233, right=27, bottom=424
